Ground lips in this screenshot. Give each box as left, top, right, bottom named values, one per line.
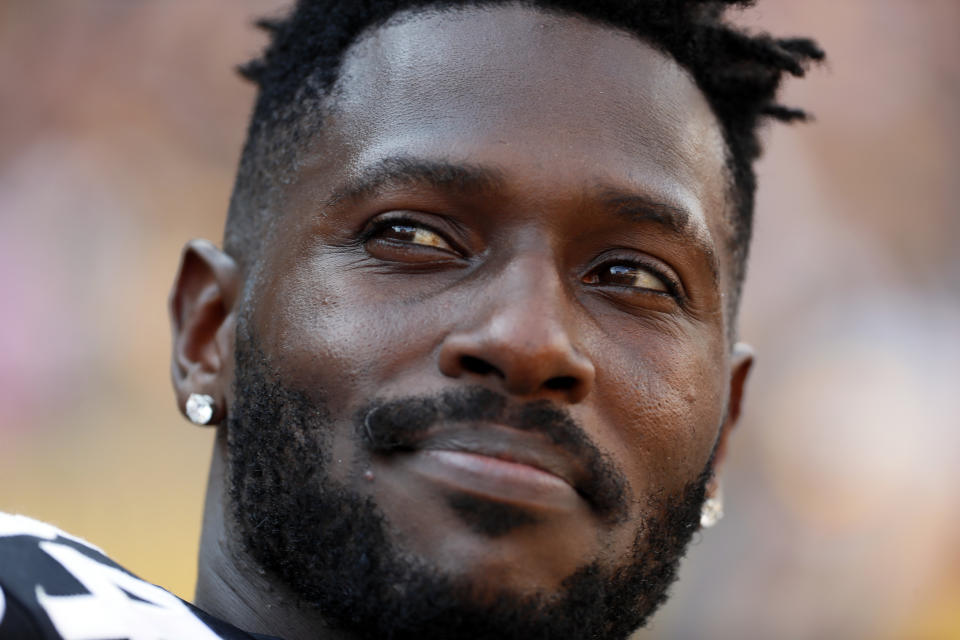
left=392, top=424, right=587, bottom=510
left=411, top=424, right=585, bottom=491
left=359, top=387, right=630, bottom=522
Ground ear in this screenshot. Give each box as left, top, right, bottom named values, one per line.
left=169, top=239, right=240, bottom=425
left=706, top=342, right=754, bottom=496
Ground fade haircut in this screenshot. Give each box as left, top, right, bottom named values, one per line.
left=225, top=0, right=823, bottom=303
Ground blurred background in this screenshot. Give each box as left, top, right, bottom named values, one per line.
left=0, top=1, right=957, bottom=638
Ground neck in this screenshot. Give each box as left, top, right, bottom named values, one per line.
left=193, top=429, right=350, bottom=640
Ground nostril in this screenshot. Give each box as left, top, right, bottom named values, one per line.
left=460, top=355, right=503, bottom=378
left=544, top=376, right=577, bottom=391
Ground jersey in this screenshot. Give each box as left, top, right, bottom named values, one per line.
left=0, top=512, right=280, bottom=640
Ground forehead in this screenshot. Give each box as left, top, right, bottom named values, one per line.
left=337, top=8, right=723, bottom=172
left=298, top=4, right=731, bottom=278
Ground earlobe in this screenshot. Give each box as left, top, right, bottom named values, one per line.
left=706, top=342, right=755, bottom=497
left=169, top=239, right=240, bottom=426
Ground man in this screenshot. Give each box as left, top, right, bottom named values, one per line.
left=0, top=1, right=822, bottom=638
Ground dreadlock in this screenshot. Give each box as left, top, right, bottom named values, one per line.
left=226, top=0, right=823, bottom=302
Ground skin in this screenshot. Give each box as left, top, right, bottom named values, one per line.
left=170, top=6, right=753, bottom=638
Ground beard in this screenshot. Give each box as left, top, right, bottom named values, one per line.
left=226, top=324, right=711, bottom=640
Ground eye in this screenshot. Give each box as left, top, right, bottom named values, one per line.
left=582, top=262, right=671, bottom=294
left=376, top=222, right=454, bottom=251
left=362, top=216, right=465, bottom=264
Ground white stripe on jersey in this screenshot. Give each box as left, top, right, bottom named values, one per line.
left=0, top=512, right=105, bottom=555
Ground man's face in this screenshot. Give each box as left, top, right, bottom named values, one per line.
left=225, top=5, right=745, bottom=637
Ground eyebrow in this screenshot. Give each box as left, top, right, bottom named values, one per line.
left=597, top=189, right=720, bottom=284
left=323, top=156, right=505, bottom=210
left=324, top=155, right=719, bottom=284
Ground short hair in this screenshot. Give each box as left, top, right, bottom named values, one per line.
left=225, top=0, right=823, bottom=305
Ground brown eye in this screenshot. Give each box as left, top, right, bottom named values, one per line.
left=583, top=263, right=669, bottom=293
left=378, top=223, right=454, bottom=251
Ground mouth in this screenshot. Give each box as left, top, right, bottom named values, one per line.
left=360, top=389, right=630, bottom=521
left=382, top=425, right=587, bottom=512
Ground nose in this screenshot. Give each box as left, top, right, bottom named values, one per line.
left=437, top=255, right=595, bottom=404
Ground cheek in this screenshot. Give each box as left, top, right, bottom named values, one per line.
left=595, top=332, right=726, bottom=496
left=249, top=253, right=450, bottom=411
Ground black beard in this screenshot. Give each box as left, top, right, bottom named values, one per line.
left=227, top=326, right=711, bottom=640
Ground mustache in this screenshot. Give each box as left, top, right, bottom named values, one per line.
left=358, top=386, right=630, bottom=523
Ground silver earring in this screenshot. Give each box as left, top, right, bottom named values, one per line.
left=185, top=393, right=215, bottom=425
left=700, top=492, right=724, bottom=528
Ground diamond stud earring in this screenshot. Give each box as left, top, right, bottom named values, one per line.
left=700, top=493, right=724, bottom=529
left=185, top=393, right=215, bottom=425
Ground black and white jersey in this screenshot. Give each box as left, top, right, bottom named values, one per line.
left=0, top=512, right=278, bottom=640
